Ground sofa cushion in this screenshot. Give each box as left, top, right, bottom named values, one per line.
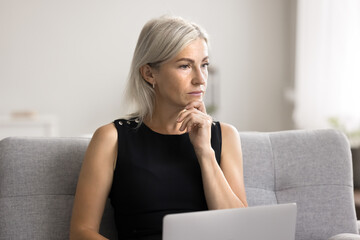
left=0, top=137, right=117, bottom=240
left=241, top=129, right=358, bottom=240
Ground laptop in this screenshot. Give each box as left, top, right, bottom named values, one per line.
left=163, top=203, right=297, bottom=240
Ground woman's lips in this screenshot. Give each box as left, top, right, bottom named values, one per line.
left=188, top=91, right=204, bottom=96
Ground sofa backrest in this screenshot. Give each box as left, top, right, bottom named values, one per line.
left=0, top=129, right=358, bottom=240
left=0, top=137, right=117, bottom=239
left=241, top=129, right=358, bottom=240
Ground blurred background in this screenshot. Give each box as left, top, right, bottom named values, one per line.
left=0, top=0, right=359, bottom=142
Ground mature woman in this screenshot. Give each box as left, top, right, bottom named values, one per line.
left=70, top=16, right=247, bottom=240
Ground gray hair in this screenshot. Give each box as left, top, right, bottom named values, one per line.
left=123, top=15, right=209, bottom=123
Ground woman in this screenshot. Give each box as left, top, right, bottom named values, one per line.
left=70, top=16, right=247, bottom=240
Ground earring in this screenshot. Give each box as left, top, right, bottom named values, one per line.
left=152, top=83, right=155, bottom=89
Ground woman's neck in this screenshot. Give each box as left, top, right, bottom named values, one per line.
left=144, top=105, right=186, bottom=135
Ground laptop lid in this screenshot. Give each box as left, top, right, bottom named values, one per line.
left=163, top=203, right=297, bottom=240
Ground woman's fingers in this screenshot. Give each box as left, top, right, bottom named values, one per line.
left=177, top=108, right=200, bottom=126
left=176, top=101, right=212, bottom=133
left=185, top=101, right=207, bottom=114
left=177, top=108, right=211, bottom=132
left=177, top=101, right=207, bottom=122
left=179, top=112, right=198, bottom=132
left=176, top=109, right=188, bottom=123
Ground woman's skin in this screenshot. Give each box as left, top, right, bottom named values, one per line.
left=69, top=38, right=247, bottom=240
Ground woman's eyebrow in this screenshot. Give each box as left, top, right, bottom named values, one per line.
left=176, top=58, right=194, bottom=63
left=175, top=57, right=209, bottom=63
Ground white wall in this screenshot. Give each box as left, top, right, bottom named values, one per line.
left=0, top=0, right=295, bottom=136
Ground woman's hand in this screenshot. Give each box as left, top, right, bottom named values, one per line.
left=176, top=101, right=213, bottom=156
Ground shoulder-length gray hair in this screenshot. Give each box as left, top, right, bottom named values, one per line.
left=123, top=16, right=209, bottom=123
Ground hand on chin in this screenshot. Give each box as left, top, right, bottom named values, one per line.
left=176, top=101, right=212, bottom=153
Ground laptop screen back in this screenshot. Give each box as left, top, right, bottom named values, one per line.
left=163, top=203, right=297, bottom=240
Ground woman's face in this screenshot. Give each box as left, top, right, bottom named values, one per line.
left=153, top=38, right=209, bottom=109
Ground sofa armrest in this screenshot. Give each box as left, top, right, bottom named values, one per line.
left=328, top=234, right=360, bottom=240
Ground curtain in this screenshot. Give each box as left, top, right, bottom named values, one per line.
left=294, top=0, right=360, bottom=135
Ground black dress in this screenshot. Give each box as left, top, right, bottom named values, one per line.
left=109, top=118, right=222, bottom=240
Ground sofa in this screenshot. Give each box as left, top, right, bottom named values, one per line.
left=0, top=129, right=359, bottom=240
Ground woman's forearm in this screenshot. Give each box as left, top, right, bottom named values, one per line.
left=196, top=148, right=246, bottom=210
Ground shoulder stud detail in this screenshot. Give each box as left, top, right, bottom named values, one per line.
left=118, top=121, right=123, bottom=125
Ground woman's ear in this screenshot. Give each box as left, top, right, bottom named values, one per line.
left=140, top=64, right=156, bottom=85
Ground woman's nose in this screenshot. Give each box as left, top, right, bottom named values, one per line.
left=191, top=67, right=206, bottom=85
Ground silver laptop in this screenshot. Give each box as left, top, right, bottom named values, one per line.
left=163, top=203, right=297, bottom=240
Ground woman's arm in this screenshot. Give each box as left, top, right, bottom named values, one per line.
left=198, top=122, right=248, bottom=210
left=70, top=123, right=117, bottom=240
left=177, top=101, right=248, bottom=210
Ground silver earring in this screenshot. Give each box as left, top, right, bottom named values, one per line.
left=152, top=83, right=155, bottom=89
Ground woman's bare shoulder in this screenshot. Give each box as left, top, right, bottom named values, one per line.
left=84, top=122, right=118, bottom=168
left=219, top=122, right=239, bottom=138
left=219, top=122, right=242, bottom=157
left=92, top=122, right=117, bottom=143
left=84, top=123, right=118, bottom=160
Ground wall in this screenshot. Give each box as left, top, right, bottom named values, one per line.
left=0, top=0, right=295, bottom=136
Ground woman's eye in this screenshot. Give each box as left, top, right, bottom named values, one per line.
left=202, top=62, right=210, bottom=68
left=179, top=64, right=190, bottom=69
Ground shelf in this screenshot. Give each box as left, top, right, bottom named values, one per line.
left=0, top=115, right=58, bottom=139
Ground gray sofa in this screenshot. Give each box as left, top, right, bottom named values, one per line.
left=0, top=129, right=359, bottom=240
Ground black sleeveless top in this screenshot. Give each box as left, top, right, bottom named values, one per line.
left=109, top=118, right=222, bottom=240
